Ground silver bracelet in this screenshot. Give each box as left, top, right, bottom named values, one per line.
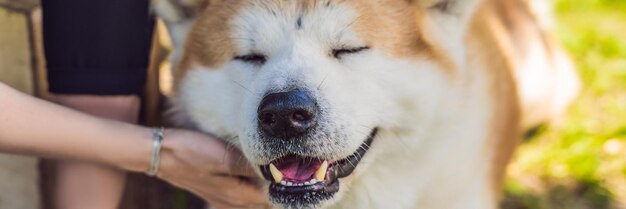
left=147, top=127, right=165, bottom=176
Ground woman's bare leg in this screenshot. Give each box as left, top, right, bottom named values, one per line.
left=54, top=95, right=140, bottom=209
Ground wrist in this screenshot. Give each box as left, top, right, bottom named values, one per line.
left=110, top=125, right=154, bottom=173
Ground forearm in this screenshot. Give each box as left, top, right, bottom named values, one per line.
left=0, top=83, right=151, bottom=173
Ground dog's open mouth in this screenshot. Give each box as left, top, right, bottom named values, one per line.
left=259, top=128, right=378, bottom=206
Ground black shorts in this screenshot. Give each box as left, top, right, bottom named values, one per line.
left=42, top=0, right=155, bottom=95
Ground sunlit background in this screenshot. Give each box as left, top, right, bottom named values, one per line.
left=503, top=0, right=626, bottom=208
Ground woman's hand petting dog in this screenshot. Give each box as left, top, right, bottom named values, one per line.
left=158, top=129, right=270, bottom=209
left=0, top=83, right=267, bottom=208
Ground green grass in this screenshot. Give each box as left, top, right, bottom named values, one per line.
left=502, top=0, right=626, bottom=208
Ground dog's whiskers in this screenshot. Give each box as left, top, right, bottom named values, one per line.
left=227, top=76, right=261, bottom=99
left=317, top=72, right=330, bottom=90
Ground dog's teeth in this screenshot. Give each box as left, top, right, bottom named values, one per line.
left=304, top=181, right=312, bottom=185
left=310, top=179, right=318, bottom=184
left=269, top=163, right=283, bottom=183
left=315, top=160, right=328, bottom=181
left=280, top=180, right=287, bottom=185
left=286, top=182, right=293, bottom=186
left=298, top=183, right=304, bottom=186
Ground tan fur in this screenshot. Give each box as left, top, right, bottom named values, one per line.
left=466, top=2, right=522, bottom=192
left=465, top=0, right=576, bottom=194
left=348, top=0, right=458, bottom=72
left=480, top=0, right=579, bottom=128
left=464, top=0, right=557, bottom=193
left=173, top=0, right=245, bottom=82
left=344, top=1, right=430, bottom=58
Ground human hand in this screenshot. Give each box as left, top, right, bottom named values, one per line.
left=157, top=129, right=270, bottom=209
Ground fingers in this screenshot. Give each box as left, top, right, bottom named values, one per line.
left=211, top=203, right=270, bottom=209
left=162, top=129, right=270, bottom=208
left=167, top=130, right=258, bottom=176
left=172, top=179, right=268, bottom=209
left=172, top=173, right=268, bottom=207
left=221, top=151, right=259, bottom=177
left=210, top=175, right=269, bottom=205
left=201, top=136, right=259, bottom=177
left=207, top=199, right=269, bottom=209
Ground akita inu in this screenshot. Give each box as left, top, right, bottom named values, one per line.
left=153, top=0, right=580, bottom=208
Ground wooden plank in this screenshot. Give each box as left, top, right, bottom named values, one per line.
left=0, top=6, right=41, bottom=209
left=0, top=0, right=38, bottom=12
left=0, top=7, right=33, bottom=93
left=30, top=8, right=50, bottom=100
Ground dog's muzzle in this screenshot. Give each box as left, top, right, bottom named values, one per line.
left=259, top=128, right=378, bottom=207
left=254, top=90, right=379, bottom=207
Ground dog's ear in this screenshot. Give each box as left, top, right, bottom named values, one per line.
left=407, top=0, right=484, bottom=67
left=152, top=0, right=211, bottom=65
left=410, top=0, right=482, bottom=19
left=152, top=0, right=210, bottom=23
left=408, top=0, right=484, bottom=35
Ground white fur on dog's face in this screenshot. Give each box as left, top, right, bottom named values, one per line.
left=175, top=0, right=456, bottom=208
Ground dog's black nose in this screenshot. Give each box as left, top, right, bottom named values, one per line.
left=258, top=90, right=317, bottom=139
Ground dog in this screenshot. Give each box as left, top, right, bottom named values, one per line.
left=153, top=0, right=580, bottom=208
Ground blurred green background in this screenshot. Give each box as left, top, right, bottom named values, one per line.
left=501, top=0, right=626, bottom=208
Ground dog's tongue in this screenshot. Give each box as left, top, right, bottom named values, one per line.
left=275, top=157, right=323, bottom=181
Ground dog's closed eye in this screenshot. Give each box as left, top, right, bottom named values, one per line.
left=234, top=54, right=267, bottom=65
left=332, top=46, right=370, bottom=59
